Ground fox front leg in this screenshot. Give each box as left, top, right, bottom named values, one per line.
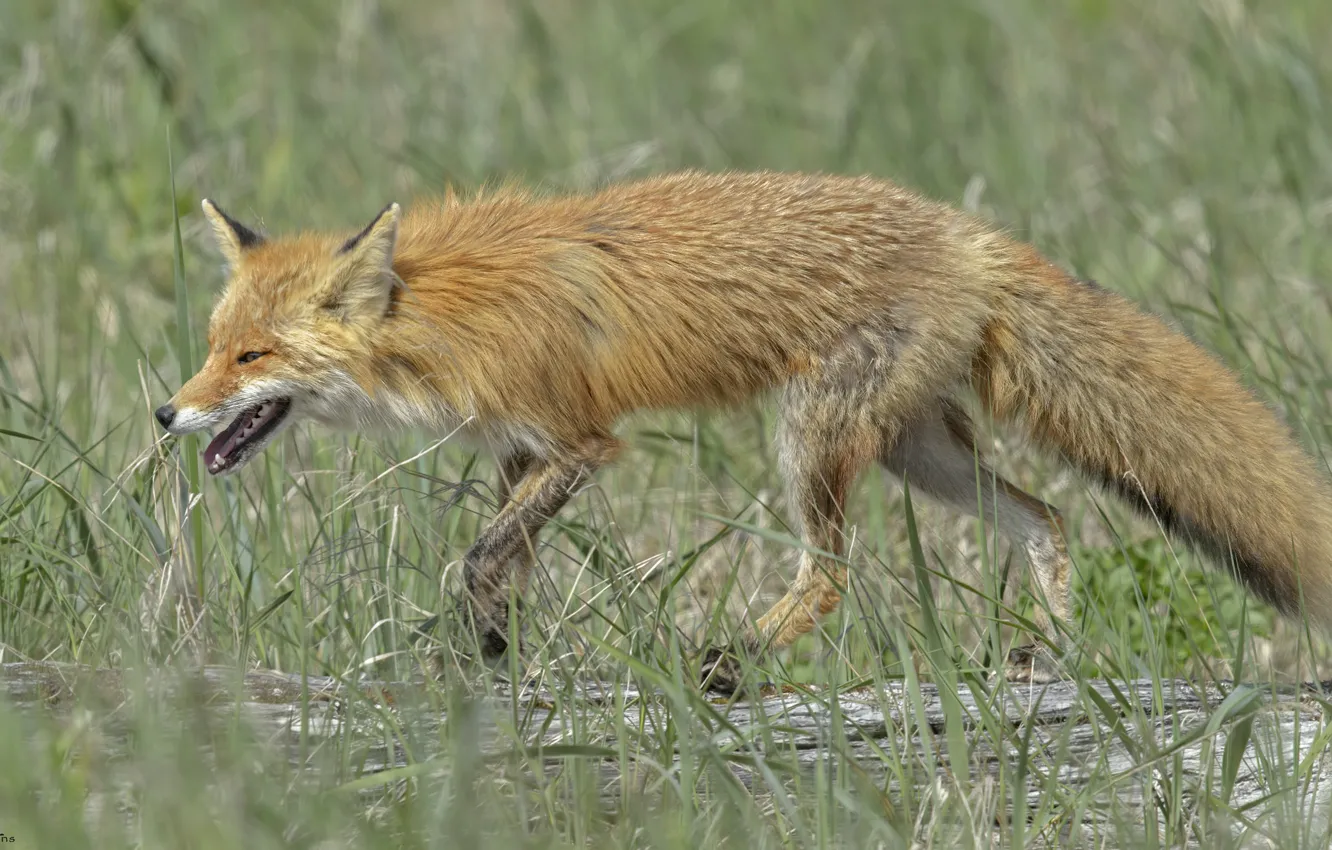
left=458, top=436, right=619, bottom=658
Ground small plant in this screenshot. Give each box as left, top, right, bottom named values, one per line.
left=1074, top=537, right=1277, bottom=676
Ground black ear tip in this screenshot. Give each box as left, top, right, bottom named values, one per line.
left=339, top=204, right=400, bottom=254
left=375, top=202, right=401, bottom=226
left=204, top=200, right=264, bottom=249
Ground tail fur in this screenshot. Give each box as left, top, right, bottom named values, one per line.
left=974, top=264, right=1332, bottom=623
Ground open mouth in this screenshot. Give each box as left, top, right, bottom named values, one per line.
left=204, top=398, right=292, bottom=475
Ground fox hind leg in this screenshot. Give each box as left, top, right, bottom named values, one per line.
left=701, top=320, right=973, bottom=693
left=699, top=306, right=994, bottom=693
left=701, top=382, right=877, bottom=693
left=880, top=400, right=1070, bottom=683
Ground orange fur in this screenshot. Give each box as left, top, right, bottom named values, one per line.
left=161, top=170, right=1332, bottom=689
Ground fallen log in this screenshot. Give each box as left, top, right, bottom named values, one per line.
left=1, top=662, right=1327, bottom=844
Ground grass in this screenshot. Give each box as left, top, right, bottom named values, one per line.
left=2, top=0, right=1332, bottom=845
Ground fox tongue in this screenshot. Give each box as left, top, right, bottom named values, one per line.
left=203, top=416, right=247, bottom=471
left=203, top=401, right=281, bottom=471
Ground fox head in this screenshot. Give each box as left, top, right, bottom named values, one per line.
left=155, top=200, right=403, bottom=476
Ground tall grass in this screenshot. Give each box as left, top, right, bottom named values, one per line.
left=2, top=0, right=1332, bottom=845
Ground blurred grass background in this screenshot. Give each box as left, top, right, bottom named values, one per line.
left=3, top=0, right=1332, bottom=846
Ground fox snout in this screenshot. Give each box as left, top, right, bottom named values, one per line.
left=154, top=404, right=176, bottom=430
left=153, top=382, right=297, bottom=476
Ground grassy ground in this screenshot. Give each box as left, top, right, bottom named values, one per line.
left=3, top=0, right=1332, bottom=845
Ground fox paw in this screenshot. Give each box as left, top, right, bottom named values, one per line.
left=1000, top=643, right=1063, bottom=684
left=454, top=600, right=522, bottom=663
left=699, top=646, right=744, bottom=694
left=699, top=641, right=770, bottom=695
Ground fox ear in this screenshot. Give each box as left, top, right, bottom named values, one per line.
left=324, top=203, right=401, bottom=322
left=201, top=199, right=263, bottom=268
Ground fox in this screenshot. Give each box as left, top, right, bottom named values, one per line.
left=155, top=169, right=1332, bottom=692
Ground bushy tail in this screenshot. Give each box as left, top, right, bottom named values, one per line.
left=975, top=267, right=1332, bottom=623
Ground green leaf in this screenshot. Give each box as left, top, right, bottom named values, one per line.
left=248, top=589, right=295, bottom=632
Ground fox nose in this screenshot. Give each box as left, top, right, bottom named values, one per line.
left=154, top=404, right=176, bottom=430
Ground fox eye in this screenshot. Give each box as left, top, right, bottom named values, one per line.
left=237, top=351, right=266, bottom=364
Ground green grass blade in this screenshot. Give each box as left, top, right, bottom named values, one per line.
left=167, top=130, right=207, bottom=619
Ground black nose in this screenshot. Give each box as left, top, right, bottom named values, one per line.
left=154, top=404, right=176, bottom=430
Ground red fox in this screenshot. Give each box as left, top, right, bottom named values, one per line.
left=156, top=170, right=1332, bottom=691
